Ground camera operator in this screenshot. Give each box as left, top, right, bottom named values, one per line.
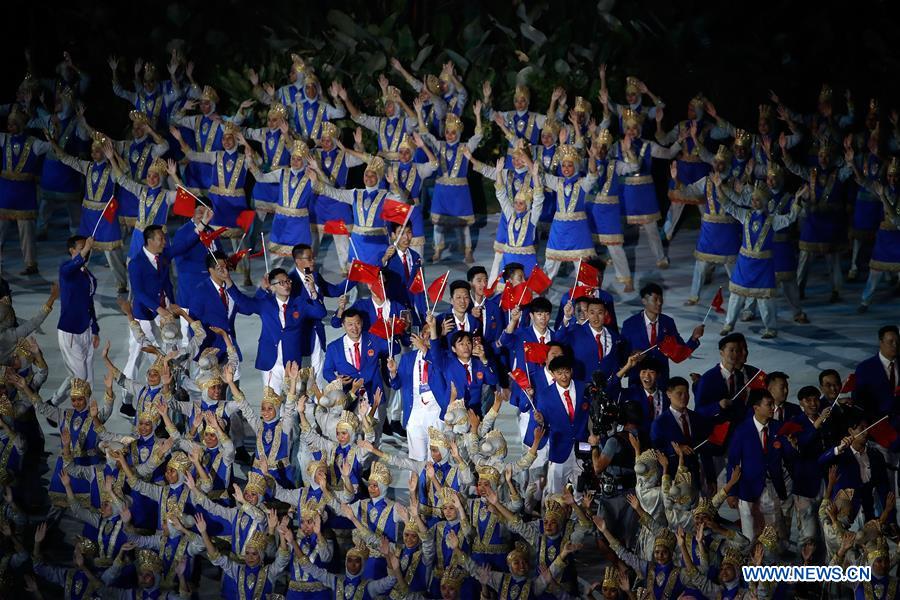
left=587, top=401, right=648, bottom=549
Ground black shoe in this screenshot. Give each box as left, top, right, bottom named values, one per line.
left=391, top=421, right=407, bottom=437
left=19, top=265, right=39, bottom=276
left=119, top=403, right=136, bottom=418
left=234, top=448, right=253, bottom=465
left=382, top=421, right=394, bottom=438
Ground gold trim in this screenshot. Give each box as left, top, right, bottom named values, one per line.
left=377, top=151, right=401, bottom=161
left=729, top=281, right=775, bottom=298
left=0, top=209, right=36, bottom=220
left=83, top=199, right=111, bottom=211
left=208, top=186, right=245, bottom=198
left=870, top=259, right=900, bottom=272
left=593, top=233, right=624, bottom=244
left=267, top=241, right=296, bottom=256
left=436, top=176, right=468, bottom=186
left=625, top=212, right=661, bottom=225
left=667, top=189, right=704, bottom=205
left=352, top=226, right=387, bottom=236
left=492, top=241, right=505, bottom=252
left=702, top=213, right=736, bottom=224
left=431, top=214, right=475, bottom=225
left=622, top=175, right=653, bottom=185
left=503, top=245, right=536, bottom=255
left=693, top=250, right=736, bottom=264
left=274, top=206, right=309, bottom=218
left=739, top=248, right=773, bottom=259
left=253, top=201, right=277, bottom=214
left=798, top=241, right=838, bottom=254
left=118, top=216, right=137, bottom=227
left=1, top=172, right=36, bottom=182
left=553, top=211, right=587, bottom=222
left=92, top=240, right=124, bottom=251
left=590, top=194, right=620, bottom=205
left=545, top=247, right=595, bottom=260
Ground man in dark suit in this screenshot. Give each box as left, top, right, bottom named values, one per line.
left=727, top=390, right=796, bottom=545
left=434, top=280, right=481, bottom=344
left=694, top=332, right=760, bottom=424
left=619, top=357, right=669, bottom=431
left=426, top=314, right=497, bottom=417
left=553, top=258, right=618, bottom=332
left=767, top=371, right=802, bottom=423
left=381, top=226, right=427, bottom=326
left=57, top=235, right=99, bottom=384
left=467, top=266, right=505, bottom=346
left=853, top=325, right=899, bottom=418
left=557, top=297, right=622, bottom=383
left=169, top=204, right=218, bottom=309
left=650, top=376, right=711, bottom=482
left=619, top=282, right=704, bottom=385
left=189, top=251, right=242, bottom=369
left=122, top=225, right=175, bottom=415
left=226, top=267, right=326, bottom=394
left=534, top=355, right=589, bottom=494
left=788, top=384, right=832, bottom=543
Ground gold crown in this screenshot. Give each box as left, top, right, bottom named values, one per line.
left=425, top=74, right=441, bottom=95
left=690, top=94, right=705, bottom=111
left=428, top=426, right=449, bottom=449
left=635, top=449, right=659, bottom=472
left=404, top=519, right=425, bottom=538
left=245, top=530, right=269, bottom=553
left=299, top=500, right=321, bottom=520
left=574, top=96, right=591, bottom=114
left=766, top=162, right=783, bottom=179
left=514, top=186, right=534, bottom=205
left=267, top=103, right=289, bottom=122
left=511, top=139, right=531, bottom=159
left=398, top=135, right=416, bottom=153
left=346, top=542, right=369, bottom=560
left=320, top=121, right=339, bottom=141
left=137, top=406, right=160, bottom=425
left=758, top=104, right=773, bottom=121
left=506, top=541, right=530, bottom=567
left=262, top=386, right=283, bottom=409
left=244, top=471, right=268, bottom=496
left=143, top=64, right=158, bottom=83
left=595, top=128, right=614, bottom=148
left=692, top=497, right=716, bottom=519
left=203, top=423, right=219, bottom=437
left=201, top=85, right=219, bottom=104
left=714, top=144, right=732, bottom=164
left=444, top=398, right=467, bottom=425
left=222, top=121, right=240, bottom=137
left=722, top=547, right=745, bottom=567
left=819, top=84, right=833, bottom=103
left=71, top=378, right=91, bottom=399
left=198, top=372, right=223, bottom=391
left=602, top=566, right=618, bottom=590
left=148, top=353, right=168, bottom=375
left=365, top=156, right=387, bottom=180
left=306, top=457, right=328, bottom=478
left=733, top=129, right=752, bottom=148
left=888, top=157, right=899, bottom=177
left=167, top=451, right=192, bottom=474
left=444, top=113, right=463, bottom=134
left=541, top=119, right=561, bottom=138
left=437, top=486, right=458, bottom=507
left=751, top=181, right=771, bottom=203
left=90, top=130, right=108, bottom=151
left=441, top=566, right=467, bottom=588
left=289, top=139, right=309, bottom=160
left=476, top=465, right=500, bottom=486
left=291, top=54, right=306, bottom=73
left=77, top=536, right=98, bottom=557
left=336, top=410, right=359, bottom=434
left=544, top=501, right=566, bottom=525
left=625, top=76, right=640, bottom=94
left=514, top=85, right=530, bottom=102
left=129, top=110, right=150, bottom=126
left=383, top=85, right=401, bottom=103
left=867, top=537, right=889, bottom=563
left=304, top=73, right=320, bottom=89
left=368, top=460, right=392, bottom=486
left=869, top=98, right=879, bottom=116
left=757, top=525, right=778, bottom=553
left=135, top=548, right=163, bottom=572
left=559, top=144, right=580, bottom=164
left=622, top=107, right=643, bottom=128
left=483, top=429, right=507, bottom=455
left=0, top=395, right=13, bottom=418
left=147, top=158, right=168, bottom=178
left=13, top=338, right=31, bottom=358
left=654, top=529, right=676, bottom=551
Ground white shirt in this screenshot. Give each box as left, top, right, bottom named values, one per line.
left=543, top=368, right=555, bottom=387
left=343, top=335, right=362, bottom=369
left=643, top=387, right=663, bottom=418
left=879, top=353, right=898, bottom=383
left=532, top=325, right=551, bottom=345
left=211, top=277, right=234, bottom=317
left=143, top=247, right=159, bottom=269
left=452, top=310, right=468, bottom=332
left=556, top=381, right=576, bottom=413
left=588, top=325, right=612, bottom=357
left=851, top=446, right=871, bottom=483
left=274, top=297, right=289, bottom=366
left=669, top=406, right=690, bottom=436
left=411, top=351, right=435, bottom=409
left=372, top=298, right=392, bottom=322
left=753, top=416, right=768, bottom=450
left=470, top=294, right=487, bottom=335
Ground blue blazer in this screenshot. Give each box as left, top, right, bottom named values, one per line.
left=536, top=382, right=589, bottom=463
left=471, top=294, right=506, bottom=345
left=727, top=417, right=795, bottom=502
left=772, top=402, right=802, bottom=423
left=289, top=267, right=349, bottom=357
left=650, top=408, right=711, bottom=478
left=227, top=286, right=326, bottom=371
left=427, top=345, right=497, bottom=415
left=169, top=221, right=219, bottom=306
left=554, top=288, right=618, bottom=333
left=818, top=444, right=890, bottom=522
left=620, top=385, right=669, bottom=431
left=332, top=297, right=408, bottom=355
left=383, top=249, right=427, bottom=325
left=789, top=414, right=827, bottom=498
left=129, top=249, right=175, bottom=321
left=188, top=278, right=242, bottom=361
left=57, top=254, right=98, bottom=335
left=619, top=311, right=699, bottom=384
left=323, top=332, right=389, bottom=402
left=556, top=322, right=622, bottom=383
left=499, top=326, right=563, bottom=380
left=693, top=364, right=761, bottom=424
left=389, top=350, right=450, bottom=427
left=853, top=355, right=896, bottom=417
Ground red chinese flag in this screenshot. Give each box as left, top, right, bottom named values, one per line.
left=500, top=282, right=531, bottom=310
left=840, top=373, right=856, bottom=394
left=324, top=219, right=349, bottom=236
left=576, top=262, right=601, bottom=288
left=236, top=210, right=255, bottom=233
left=523, top=342, right=550, bottom=365
left=380, top=199, right=412, bottom=225
left=199, top=226, right=228, bottom=248
left=369, top=319, right=389, bottom=339
left=707, top=422, right=730, bottom=446
left=571, top=285, right=594, bottom=300
left=525, top=266, right=552, bottom=295
left=348, top=260, right=381, bottom=285
left=173, top=186, right=198, bottom=218
left=749, top=370, right=768, bottom=391
left=389, top=317, right=408, bottom=337
left=408, top=269, right=425, bottom=295
left=226, top=249, right=249, bottom=269
left=484, top=276, right=500, bottom=298
left=658, top=335, right=694, bottom=363
left=777, top=422, right=803, bottom=437
left=868, top=419, right=898, bottom=448
left=510, top=368, right=531, bottom=390
left=427, top=272, right=449, bottom=306
left=710, top=287, right=725, bottom=315
left=102, top=197, right=118, bottom=223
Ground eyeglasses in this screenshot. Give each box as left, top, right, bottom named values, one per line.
left=271, top=279, right=291, bottom=287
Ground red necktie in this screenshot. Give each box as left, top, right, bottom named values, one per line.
left=282, top=303, right=288, bottom=326
left=595, top=333, right=604, bottom=361
left=539, top=335, right=545, bottom=345
left=353, top=342, right=361, bottom=370
left=650, top=321, right=657, bottom=346
left=680, top=413, right=690, bottom=438
left=648, top=394, right=656, bottom=420
left=563, top=389, right=574, bottom=422
left=401, top=253, right=410, bottom=279
left=465, top=363, right=471, bottom=385
left=422, top=361, right=429, bottom=384
left=376, top=307, right=384, bottom=322
left=762, top=427, right=768, bottom=453
left=219, top=285, right=228, bottom=310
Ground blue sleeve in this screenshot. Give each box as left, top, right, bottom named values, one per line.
left=302, top=298, right=327, bottom=320
left=129, top=261, right=159, bottom=315
left=480, top=360, right=498, bottom=386
left=323, top=347, right=337, bottom=383
left=227, top=286, right=261, bottom=316
left=817, top=448, right=838, bottom=468
left=693, top=379, right=721, bottom=419
left=726, top=431, right=741, bottom=479
left=169, top=228, right=200, bottom=257
left=60, top=255, right=85, bottom=277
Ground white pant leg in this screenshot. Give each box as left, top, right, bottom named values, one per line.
left=123, top=318, right=160, bottom=403
left=406, top=403, right=441, bottom=461
left=689, top=260, right=709, bottom=301
left=724, top=291, right=743, bottom=329
left=488, top=252, right=504, bottom=285
left=759, top=298, right=777, bottom=332
left=433, top=225, right=445, bottom=251
left=781, top=280, right=804, bottom=315
left=796, top=250, right=811, bottom=290
left=606, top=245, right=632, bottom=285
left=461, top=226, right=472, bottom=251
left=310, top=334, right=326, bottom=389
left=262, top=363, right=286, bottom=395
left=543, top=259, right=561, bottom=280
left=545, top=447, right=581, bottom=496
left=642, top=222, right=666, bottom=262
left=738, top=498, right=761, bottom=542
left=105, top=248, right=128, bottom=289
left=386, top=388, right=403, bottom=423
left=58, top=329, right=95, bottom=384
left=19, top=219, right=36, bottom=267
left=335, top=234, right=350, bottom=266
left=663, top=203, right=686, bottom=239
left=862, top=270, right=885, bottom=306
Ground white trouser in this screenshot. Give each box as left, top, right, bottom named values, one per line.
left=0, top=219, right=37, bottom=268
left=663, top=203, right=687, bottom=240
left=545, top=447, right=582, bottom=496
left=797, top=250, right=843, bottom=293
left=123, top=317, right=161, bottom=404
left=488, top=252, right=504, bottom=285
left=543, top=259, right=562, bottom=280
left=386, top=387, right=403, bottom=423
left=262, top=362, right=286, bottom=395
left=406, top=397, right=442, bottom=461
left=738, top=482, right=786, bottom=546
left=309, top=334, right=326, bottom=390
left=517, top=412, right=549, bottom=470
left=689, top=260, right=732, bottom=301
left=58, top=328, right=95, bottom=385
left=606, top=244, right=632, bottom=284
left=640, top=222, right=666, bottom=262
left=725, top=292, right=777, bottom=332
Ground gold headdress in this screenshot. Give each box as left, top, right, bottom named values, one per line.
left=690, top=94, right=705, bottom=111
left=306, top=457, right=328, bottom=478
left=147, top=158, right=167, bottom=178
left=441, top=566, right=466, bottom=588
left=365, top=156, right=386, bottom=180
left=77, top=536, right=99, bottom=557
left=404, top=519, right=425, bottom=538
left=71, top=378, right=91, bottom=399
left=147, top=353, right=167, bottom=375
left=758, top=104, right=773, bottom=122
left=622, top=108, right=643, bottom=128
left=290, top=139, right=309, bottom=160
left=602, top=566, right=618, bottom=590
left=506, top=541, right=530, bottom=567
left=137, top=405, right=159, bottom=426
left=0, top=395, right=13, bottom=419
left=733, top=129, right=752, bottom=148
left=514, top=85, right=531, bottom=102
left=245, top=530, right=269, bottom=553
left=867, top=537, right=889, bottom=563
left=887, top=157, right=899, bottom=177
left=166, top=451, right=191, bottom=474
left=425, top=74, right=441, bottom=96
left=58, top=86, right=75, bottom=103
left=437, top=487, right=458, bottom=507
left=692, top=497, right=716, bottom=519
left=541, top=119, right=561, bottom=138
left=13, top=338, right=31, bottom=359
left=634, top=449, right=659, bottom=473
left=383, top=85, right=401, bottom=103
left=135, top=548, right=163, bottom=572
left=261, top=386, right=283, bottom=409
left=722, top=547, right=745, bottom=567
left=291, top=54, right=307, bottom=74
left=514, top=186, right=534, bottom=206
left=428, top=426, right=449, bottom=449
left=143, top=64, right=158, bottom=84
left=200, top=85, right=219, bottom=104
left=595, top=128, right=614, bottom=148
left=444, top=113, right=463, bottom=134
left=654, top=529, right=676, bottom=551
left=544, top=500, right=566, bottom=526
left=320, top=121, right=339, bottom=141
left=222, top=121, right=240, bottom=137
left=244, top=471, right=268, bottom=497
left=766, top=162, right=784, bottom=180
left=304, top=73, right=320, bottom=89
left=346, top=542, right=369, bottom=560
left=714, top=144, right=732, bottom=164
left=869, top=98, right=879, bottom=116
left=625, top=76, right=640, bottom=95
left=203, top=421, right=219, bottom=438
left=197, top=372, right=223, bottom=391
left=819, top=84, right=833, bottom=103
left=751, top=181, right=771, bottom=203
left=129, top=110, right=150, bottom=126
left=368, top=460, right=392, bottom=486
left=559, top=144, right=579, bottom=165
left=90, top=130, right=108, bottom=152
left=482, top=429, right=507, bottom=456
left=757, top=525, right=778, bottom=553
left=267, top=103, right=289, bottom=122
left=574, top=96, right=591, bottom=114
left=299, top=500, right=321, bottom=520
left=511, top=139, right=531, bottom=160
left=398, top=135, right=416, bottom=153
left=335, top=410, right=359, bottom=434
left=476, top=465, right=500, bottom=486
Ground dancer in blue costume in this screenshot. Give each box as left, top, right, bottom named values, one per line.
left=599, top=65, right=665, bottom=132
left=111, top=158, right=179, bottom=260
left=392, top=59, right=468, bottom=138
left=244, top=102, right=293, bottom=219
left=249, top=53, right=309, bottom=109
left=847, top=128, right=886, bottom=281
left=532, top=120, right=562, bottom=237
left=343, top=76, right=418, bottom=163
left=109, top=59, right=177, bottom=132
left=287, top=75, right=347, bottom=143
left=482, top=82, right=564, bottom=168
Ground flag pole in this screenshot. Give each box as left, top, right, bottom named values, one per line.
left=693, top=439, right=709, bottom=452
left=435, top=270, right=450, bottom=309
left=730, top=371, right=762, bottom=403
left=347, top=231, right=359, bottom=262
left=570, top=258, right=582, bottom=301
left=853, top=415, right=889, bottom=440
left=638, top=344, right=658, bottom=357
left=343, top=260, right=355, bottom=297
left=91, top=196, right=116, bottom=237
left=702, top=286, right=723, bottom=325
left=419, top=264, right=431, bottom=314
left=260, top=232, right=270, bottom=273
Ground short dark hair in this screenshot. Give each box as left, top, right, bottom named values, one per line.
left=639, top=283, right=663, bottom=299
left=719, top=332, right=746, bottom=350
left=529, top=297, right=552, bottom=315
left=67, top=235, right=87, bottom=251
left=449, top=280, right=471, bottom=295
left=143, top=225, right=164, bottom=245
left=818, top=369, right=840, bottom=385
left=621, top=401, right=644, bottom=426
left=879, top=325, right=899, bottom=341
left=451, top=330, right=473, bottom=347
left=766, top=371, right=789, bottom=386
left=466, top=266, right=487, bottom=282
left=797, top=385, right=820, bottom=401
left=268, top=268, right=288, bottom=282
left=548, top=356, right=573, bottom=372
left=342, top=308, right=364, bottom=323
left=586, top=258, right=607, bottom=274
left=547, top=341, right=569, bottom=357
left=584, top=297, right=605, bottom=308
left=666, top=376, right=689, bottom=392
left=637, top=358, right=661, bottom=374
left=503, top=262, right=525, bottom=282
left=291, top=244, right=313, bottom=260
left=205, top=250, right=228, bottom=270
left=749, top=389, right=773, bottom=408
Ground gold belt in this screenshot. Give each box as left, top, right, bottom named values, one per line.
left=1, top=172, right=36, bottom=182
left=554, top=211, right=586, bottom=222
left=83, top=199, right=111, bottom=210
left=622, top=175, right=653, bottom=185
left=275, top=206, right=309, bottom=217
left=702, top=213, right=736, bottom=224
left=352, top=226, right=387, bottom=236
left=472, top=541, right=509, bottom=554
left=209, top=186, right=245, bottom=198
left=436, top=176, right=468, bottom=186
left=740, top=248, right=773, bottom=259
left=591, top=195, right=619, bottom=205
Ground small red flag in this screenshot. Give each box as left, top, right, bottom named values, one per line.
left=510, top=368, right=531, bottom=390
left=324, top=219, right=350, bottom=236
left=199, top=226, right=228, bottom=248
left=576, top=262, right=601, bottom=288
left=484, top=276, right=500, bottom=298
left=500, top=282, right=532, bottom=310
left=523, top=342, right=550, bottom=365
left=571, top=285, right=595, bottom=300
left=707, top=422, right=730, bottom=446
left=236, top=210, right=255, bottom=233
left=348, top=260, right=381, bottom=285
left=749, top=370, right=768, bottom=391
left=525, top=266, right=552, bottom=295
left=226, top=248, right=265, bottom=269
left=408, top=269, right=425, bottom=295
left=427, top=272, right=449, bottom=306
left=777, top=422, right=803, bottom=437
left=868, top=419, right=898, bottom=448
left=102, top=197, right=118, bottom=223
left=380, top=199, right=412, bottom=225
left=370, top=316, right=408, bottom=339
left=710, top=287, right=725, bottom=315
left=840, top=373, right=856, bottom=395
left=659, top=335, right=694, bottom=363
left=173, top=186, right=198, bottom=218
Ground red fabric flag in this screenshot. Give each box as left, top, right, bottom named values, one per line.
left=484, top=276, right=500, bottom=298
left=869, top=419, right=898, bottom=448
left=710, top=287, right=726, bottom=314
left=173, top=186, right=198, bottom=218
left=380, top=199, right=412, bottom=225
left=226, top=248, right=265, bottom=269
left=408, top=269, right=425, bottom=295
left=236, top=210, right=255, bottom=233
left=199, top=226, right=228, bottom=248
left=102, top=197, right=118, bottom=223
left=510, top=368, right=531, bottom=390
left=525, top=266, right=552, bottom=295
left=576, top=262, right=601, bottom=288
left=659, top=335, right=694, bottom=363
left=840, top=373, right=856, bottom=394
left=523, top=342, right=550, bottom=365
left=707, top=422, right=731, bottom=445
left=500, top=282, right=532, bottom=310
left=348, top=260, right=381, bottom=288
left=324, top=219, right=350, bottom=236
left=777, top=422, right=803, bottom=437
left=571, top=285, right=595, bottom=300
left=749, top=370, right=768, bottom=391
left=369, top=317, right=409, bottom=340
left=427, top=272, right=449, bottom=306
